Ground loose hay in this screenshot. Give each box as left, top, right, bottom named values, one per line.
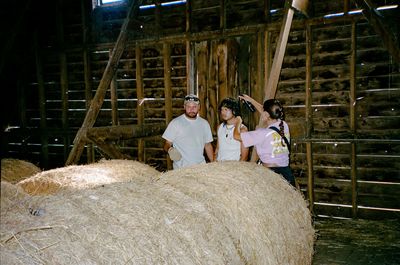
left=1, top=161, right=314, bottom=265
left=17, top=159, right=160, bottom=195
left=1, top=158, right=41, bottom=184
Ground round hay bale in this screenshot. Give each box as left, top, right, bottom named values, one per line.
left=157, top=161, right=315, bottom=264
left=1, top=161, right=314, bottom=265
left=1, top=158, right=41, bottom=184
left=17, top=159, right=160, bottom=195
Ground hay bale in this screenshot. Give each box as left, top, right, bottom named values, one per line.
left=17, top=159, right=160, bottom=195
left=1, top=158, right=41, bottom=184
left=157, top=161, right=315, bottom=264
left=1, top=161, right=314, bottom=265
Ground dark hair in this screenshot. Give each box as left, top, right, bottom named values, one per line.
left=219, top=97, right=241, bottom=117
left=263, top=99, right=287, bottom=147
left=263, top=99, right=284, bottom=120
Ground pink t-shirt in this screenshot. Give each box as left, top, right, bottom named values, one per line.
left=241, top=121, right=290, bottom=167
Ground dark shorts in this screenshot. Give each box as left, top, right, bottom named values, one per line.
left=270, top=166, right=296, bottom=187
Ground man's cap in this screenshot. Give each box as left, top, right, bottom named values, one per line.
left=184, top=94, right=200, bottom=105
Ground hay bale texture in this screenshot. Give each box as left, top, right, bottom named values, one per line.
left=1, top=161, right=314, bottom=265
left=17, top=159, right=160, bottom=195
left=1, top=158, right=41, bottom=184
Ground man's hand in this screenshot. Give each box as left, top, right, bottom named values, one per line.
left=168, top=147, right=182, bottom=161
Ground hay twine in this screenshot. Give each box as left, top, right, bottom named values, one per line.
left=1, top=161, right=314, bottom=265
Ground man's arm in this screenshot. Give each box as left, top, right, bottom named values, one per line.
left=239, top=125, right=249, bottom=161
left=204, top=142, right=214, bottom=162
left=163, top=140, right=172, bottom=153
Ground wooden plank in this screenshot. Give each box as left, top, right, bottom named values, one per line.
left=66, top=0, right=144, bottom=165
left=110, top=50, right=119, bottom=126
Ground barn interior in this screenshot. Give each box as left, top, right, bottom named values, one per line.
left=1, top=0, right=399, bottom=264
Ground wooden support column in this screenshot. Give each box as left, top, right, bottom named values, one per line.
left=264, top=0, right=271, bottom=23
left=220, top=0, right=226, bottom=30
left=305, top=22, right=314, bottom=214
left=56, top=0, right=70, bottom=161
left=34, top=32, right=49, bottom=169
left=350, top=21, right=358, bottom=218
left=196, top=42, right=208, bottom=119
left=185, top=0, right=193, bottom=94
left=164, top=43, right=173, bottom=170
left=110, top=50, right=119, bottom=126
left=81, top=0, right=94, bottom=163
left=344, top=0, right=350, bottom=14
left=66, top=0, right=143, bottom=165
left=136, top=46, right=145, bottom=162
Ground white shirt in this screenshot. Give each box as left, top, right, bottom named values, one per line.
left=162, top=114, right=213, bottom=169
left=216, top=123, right=241, bottom=161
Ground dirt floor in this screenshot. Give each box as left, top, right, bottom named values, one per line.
left=312, top=218, right=400, bottom=265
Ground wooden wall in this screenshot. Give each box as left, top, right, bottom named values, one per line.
left=1, top=0, right=399, bottom=219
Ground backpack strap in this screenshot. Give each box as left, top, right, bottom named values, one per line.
left=269, top=126, right=291, bottom=153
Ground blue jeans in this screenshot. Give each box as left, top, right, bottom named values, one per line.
left=270, top=166, right=296, bottom=187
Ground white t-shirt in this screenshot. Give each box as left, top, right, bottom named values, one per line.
left=162, top=114, right=213, bottom=169
left=216, top=123, right=241, bottom=161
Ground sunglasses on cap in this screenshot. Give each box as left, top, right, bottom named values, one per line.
left=184, top=94, right=200, bottom=104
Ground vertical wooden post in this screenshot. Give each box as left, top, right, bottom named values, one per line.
left=81, top=0, right=94, bottom=163
left=350, top=21, right=358, bottom=218
left=163, top=42, right=173, bottom=169
left=344, top=0, right=350, bottom=14
left=57, top=0, right=70, bottom=161
left=264, top=0, right=271, bottom=23
left=220, top=0, right=226, bottom=30
left=110, top=50, right=119, bottom=126
left=305, top=22, right=314, bottom=214
left=155, top=1, right=161, bottom=35
left=185, top=0, right=191, bottom=33
left=34, top=31, right=49, bottom=169
left=136, top=46, right=145, bottom=162
left=196, top=42, right=208, bottom=119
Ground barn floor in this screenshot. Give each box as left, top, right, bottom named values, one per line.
left=312, top=217, right=400, bottom=265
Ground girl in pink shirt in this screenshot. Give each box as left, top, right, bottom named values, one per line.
left=233, top=95, right=295, bottom=187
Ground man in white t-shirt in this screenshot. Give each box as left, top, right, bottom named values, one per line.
left=162, top=94, right=214, bottom=169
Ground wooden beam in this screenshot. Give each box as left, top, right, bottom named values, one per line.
left=86, top=124, right=166, bottom=141
left=66, top=0, right=143, bottom=165
left=264, top=1, right=295, bottom=100
left=354, top=0, right=400, bottom=62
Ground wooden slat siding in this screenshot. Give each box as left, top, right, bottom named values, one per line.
left=136, top=46, right=145, bottom=162
left=186, top=0, right=191, bottom=32
left=34, top=32, right=49, bottom=169
left=163, top=42, right=173, bottom=170
left=82, top=0, right=94, bottom=163
left=350, top=21, right=358, bottom=218
left=305, top=22, right=314, bottom=213
left=66, top=0, right=143, bottom=165
left=354, top=0, right=400, bottom=63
